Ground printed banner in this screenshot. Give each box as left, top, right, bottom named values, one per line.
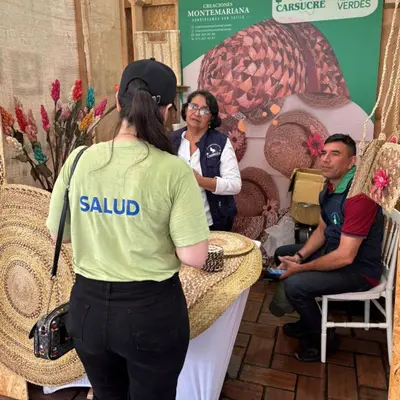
left=179, top=0, right=383, bottom=238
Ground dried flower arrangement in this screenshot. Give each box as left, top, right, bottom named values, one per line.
left=0, top=79, right=116, bottom=191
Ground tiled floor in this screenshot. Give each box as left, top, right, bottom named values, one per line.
left=221, top=280, right=390, bottom=400
left=19, top=280, right=389, bottom=400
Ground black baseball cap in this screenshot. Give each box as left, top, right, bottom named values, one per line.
left=118, top=58, right=177, bottom=108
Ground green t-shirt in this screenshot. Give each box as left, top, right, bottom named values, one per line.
left=46, top=141, right=210, bottom=282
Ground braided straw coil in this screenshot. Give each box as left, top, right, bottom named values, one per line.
left=0, top=184, right=85, bottom=386
left=264, top=111, right=329, bottom=178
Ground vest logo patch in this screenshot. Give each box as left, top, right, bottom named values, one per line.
left=331, top=212, right=341, bottom=225
left=206, top=144, right=221, bottom=159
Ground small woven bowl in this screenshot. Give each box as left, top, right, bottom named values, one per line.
left=202, top=245, right=225, bottom=273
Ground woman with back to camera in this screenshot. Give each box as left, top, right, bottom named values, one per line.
left=46, top=58, right=210, bottom=400
left=170, top=90, right=242, bottom=231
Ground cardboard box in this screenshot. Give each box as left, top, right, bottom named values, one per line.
left=288, top=168, right=325, bottom=226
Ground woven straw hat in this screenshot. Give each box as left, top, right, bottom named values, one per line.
left=232, top=215, right=266, bottom=241
left=219, top=116, right=248, bottom=162
left=181, top=231, right=262, bottom=338
left=298, top=93, right=350, bottom=108
left=232, top=168, right=280, bottom=240
left=235, top=167, right=279, bottom=217
left=0, top=184, right=85, bottom=386
left=264, top=111, right=329, bottom=178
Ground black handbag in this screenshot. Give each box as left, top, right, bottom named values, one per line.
left=29, top=147, right=88, bottom=360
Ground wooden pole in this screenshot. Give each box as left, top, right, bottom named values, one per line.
left=389, top=240, right=400, bottom=399
left=73, top=0, right=93, bottom=94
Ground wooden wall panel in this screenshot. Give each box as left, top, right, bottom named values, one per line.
left=81, top=0, right=123, bottom=143
left=143, top=5, right=176, bottom=31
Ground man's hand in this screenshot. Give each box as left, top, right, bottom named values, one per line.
left=279, top=254, right=301, bottom=264
left=278, top=256, right=301, bottom=280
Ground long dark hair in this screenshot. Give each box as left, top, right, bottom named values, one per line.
left=118, top=79, right=175, bottom=155
left=181, top=90, right=222, bottom=129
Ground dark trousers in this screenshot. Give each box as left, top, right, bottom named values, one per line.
left=67, top=273, right=190, bottom=400
left=275, top=244, right=373, bottom=335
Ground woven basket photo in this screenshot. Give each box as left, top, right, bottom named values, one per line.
left=198, top=19, right=349, bottom=125
left=264, top=111, right=329, bottom=178
left=134, top=30, right=182, bottom=85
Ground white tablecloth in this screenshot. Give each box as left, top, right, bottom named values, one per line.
left=43, top=289, right=250, bottom=400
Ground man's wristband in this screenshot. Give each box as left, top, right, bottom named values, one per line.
left=295, top=251, right=304, bottom=263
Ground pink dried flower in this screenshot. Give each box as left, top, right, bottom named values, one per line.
left=263, top=199, right=279, bottom=228
left=389, top=136, right=398, bottom=144
left=370, top=169, right=390, bottom=200
left=51, top=79, right=60, bottom=103
left=40, top=105, right=50, bottom=132
left=72, top=79, right=83, bottom=101
left=305, top=132, right=324, bottom=157
left=77, top=109, right=86, bottom=122
left=26, top=109, right=38, bottom=142
left=59, top=105, right=71, bottom=121
left=94, top=97, right=107, bottom=117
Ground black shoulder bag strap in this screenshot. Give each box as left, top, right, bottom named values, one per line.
left=50, top=146, right=88, bottom=278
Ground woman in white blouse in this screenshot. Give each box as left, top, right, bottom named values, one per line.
left=170, top=90, right=242, bottom=231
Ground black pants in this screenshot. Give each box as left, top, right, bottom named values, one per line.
left=67, top=273, right=190, bottom=400
left=275, top=244, right=373, bottom=335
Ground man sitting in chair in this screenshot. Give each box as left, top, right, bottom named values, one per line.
left=276, top=134, right=384, bottom=362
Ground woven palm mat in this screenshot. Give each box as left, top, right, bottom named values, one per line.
left=186, top=247, right=262, bottom=339
left=180, top=254, right=242, bottom=310
left=0, top=184, right=85, bottom=386
left=209, top=231, right=254, bottom=256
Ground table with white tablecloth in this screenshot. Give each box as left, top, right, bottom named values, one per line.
left=43, top=289, right=250, bottom=400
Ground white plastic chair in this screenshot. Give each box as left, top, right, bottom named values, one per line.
left=320, top=209, right=400, bottom=365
